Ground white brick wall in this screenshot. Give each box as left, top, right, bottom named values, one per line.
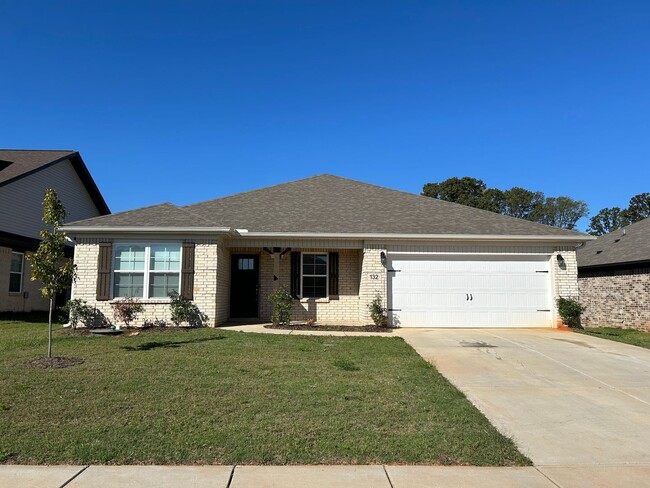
left=72, top=239, right=220, bottom=327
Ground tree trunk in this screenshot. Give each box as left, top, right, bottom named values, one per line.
left=48, top=297, right=53, bottom=358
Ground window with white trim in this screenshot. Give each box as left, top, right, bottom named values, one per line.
left=113, top=243, right=181, bottom=299
left=9, top=252, right=24, bottom=293
left=301, top=253, right=328, bottom=298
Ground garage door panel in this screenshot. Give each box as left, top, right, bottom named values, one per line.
left=388, top=255, right=552, bottom=328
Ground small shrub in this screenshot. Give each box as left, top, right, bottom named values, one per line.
left=61, top=299, right=99, bottom=329
left=368, top=295, right=388, bottom=327
left=169, top=291, right=208, bottom=327
left=557, top=297, right=586, bottom=329
left=111, top=297, right=144, bottom=327
left=142, top=318, right=168, bottom=328
left=269, top=285, right=293, bottom=325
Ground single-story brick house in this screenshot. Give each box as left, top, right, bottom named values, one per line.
left=577, top=217, right=650, bottom=331
left=63, top=175, right=591, bottom=328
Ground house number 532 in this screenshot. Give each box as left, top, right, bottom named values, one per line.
left=369, top=274, right=379, bottom=280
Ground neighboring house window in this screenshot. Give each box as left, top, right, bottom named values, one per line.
left=9, top=252, right=24, bottom=293
left=113, top=244, right=181, bottom=299
left=301, top=253, right=328, bottom=298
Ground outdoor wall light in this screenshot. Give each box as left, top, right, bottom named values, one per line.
left=556, top=254, right=565, bottom=264
left=380, top=251, right=387, bottom=267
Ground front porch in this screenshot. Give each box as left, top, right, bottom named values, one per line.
left=221, top=245, right=377, bottom=325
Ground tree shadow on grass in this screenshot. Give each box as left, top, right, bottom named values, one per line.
left=121, top=335, right=227, bottom=352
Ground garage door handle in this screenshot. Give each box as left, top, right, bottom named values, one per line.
left=470, top=294, right=473, bottom=301
left=466, top=294, right=469, bottom=301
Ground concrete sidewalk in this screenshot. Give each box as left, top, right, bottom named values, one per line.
left=3, top=464, right=650, bottom=487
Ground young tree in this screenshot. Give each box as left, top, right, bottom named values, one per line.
left=27, top=189, right=75, bottom=358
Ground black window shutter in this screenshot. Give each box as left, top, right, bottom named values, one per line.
left=329, top=252, right=339, bottom=296
left=290, top=251, right=300, bottom=298
left=181, top=242, right=195, bottom=300
left=96, top=242, right=113, bottom=301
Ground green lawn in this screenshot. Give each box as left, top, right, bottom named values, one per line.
left=0, top=317, right=529, bottom=466
left=578, top=327, right=650, bottom=349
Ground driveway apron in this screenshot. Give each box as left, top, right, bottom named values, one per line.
left=395, top=328, right=650, bottom=466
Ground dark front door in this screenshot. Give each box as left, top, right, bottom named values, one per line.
left=230, top=254, right=260, bottom=318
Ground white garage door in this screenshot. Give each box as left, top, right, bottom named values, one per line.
left=388, top=254, right=553, bottom=328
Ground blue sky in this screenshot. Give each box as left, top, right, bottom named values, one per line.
left=2, top=1, right=649, bottom=229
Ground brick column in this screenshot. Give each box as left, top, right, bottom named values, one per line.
left=358, top=245, right=387, bottom=324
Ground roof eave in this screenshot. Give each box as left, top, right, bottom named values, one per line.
left=238, top=232, right=594, bottom=242
left=60, top=226, right=237, bottom=235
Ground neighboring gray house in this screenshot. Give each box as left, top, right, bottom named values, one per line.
left=578, top=217, right=650, bottom=331
left=0, top=150, right=110, bottom=312
left=63, top=175, right=590, bottom=328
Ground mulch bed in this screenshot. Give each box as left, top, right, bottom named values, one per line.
left=25, top=357, right=85, bottom=369
left=264, top=324, right=392, bottom=333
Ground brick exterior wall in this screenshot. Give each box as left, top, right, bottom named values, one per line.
left=552, top=249, right=579, bottom=326
left=0, top=246, right=50, bottom=312
left=72, top=239, right=220, bottom=327
left=579, top=267, right=650, bottom=331
left=70, top=238, right=580, bottom=328
left=358, top=245, right=387, bottom=324
left=251, top=247, right=362, bottom=325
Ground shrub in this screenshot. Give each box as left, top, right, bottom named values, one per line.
left=142, top=318, right=168, bottom=328
left=168, top=291, right=208, bottom=327
left=557, top=297, right=586, bottom=329
left=368, top=295, right=388, bottom=327
left=61, top=299, right=99, bottom=329
left=269, top=285, right=293, bottom=325
left=111, top=297, right=144, bottom=327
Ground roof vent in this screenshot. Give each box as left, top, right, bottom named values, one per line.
left=596, top=250, right=603, bottom=254
left=614, top=238, right=621, bottom=243
left=0, top=160, right=13, bottom=172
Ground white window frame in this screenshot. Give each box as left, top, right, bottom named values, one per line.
left=300, top=252, right=329, bottom=299
left=9, top=251, right=24, bottom=293
left=111, top=242, right=182, bottom=300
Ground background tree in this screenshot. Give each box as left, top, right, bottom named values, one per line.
left=625, top=192, right=650, bottom=222
left=422, top=176, right=588, bottom=230
left=502, top=187, right=545, bottom=220
left=587, top=192, right=650, bottom=235
left=27, top=189, right=75, bottom=358
left=535, top=197, right=589, bottom=230
left=422, top=176, right=487, bottom=208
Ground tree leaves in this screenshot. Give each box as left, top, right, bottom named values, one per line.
left=587, top=193, right=650, bottom=235
left=422, top=177, right=588, bottom=230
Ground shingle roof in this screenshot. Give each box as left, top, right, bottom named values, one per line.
left=0, top=150, right=76, bottom=184
left=66, top=203, right=215, bottom=228
left=0, top=149, right=110, bottom=215
left=577, top=217, right=650, bottom=268
left=65, top=174, right=586, bottom=237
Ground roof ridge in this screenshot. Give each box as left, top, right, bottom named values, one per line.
left=0, top=149, right=76, bottom=152
left=183, top=173, right=331, bottom=209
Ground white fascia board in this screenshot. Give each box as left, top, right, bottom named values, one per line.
left=239, top=232, right=595, bottom=242
left=59, top=226, right=237, bottom=235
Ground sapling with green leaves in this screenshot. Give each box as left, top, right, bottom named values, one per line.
left=27, top=189, right=76, bottom=358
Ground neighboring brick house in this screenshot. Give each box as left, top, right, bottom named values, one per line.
left=0, top=150, right=110, bottom=312
left=63, top=175, right=590, bottom=328
left=577, top=217, right=650, bottom=331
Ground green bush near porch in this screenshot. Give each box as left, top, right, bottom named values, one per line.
left=0, top=317, right=529, bottom=466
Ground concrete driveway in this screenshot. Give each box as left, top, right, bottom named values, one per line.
left=395, top=328, right=650, bottom=466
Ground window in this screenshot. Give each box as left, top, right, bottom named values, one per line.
left=113, top=243, right=181, bottom=299
left=238, top=258, right=254, bottom=270
left=9, top=252, right=23, bottom=293
left=301, top=253, right=328, bottom=298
